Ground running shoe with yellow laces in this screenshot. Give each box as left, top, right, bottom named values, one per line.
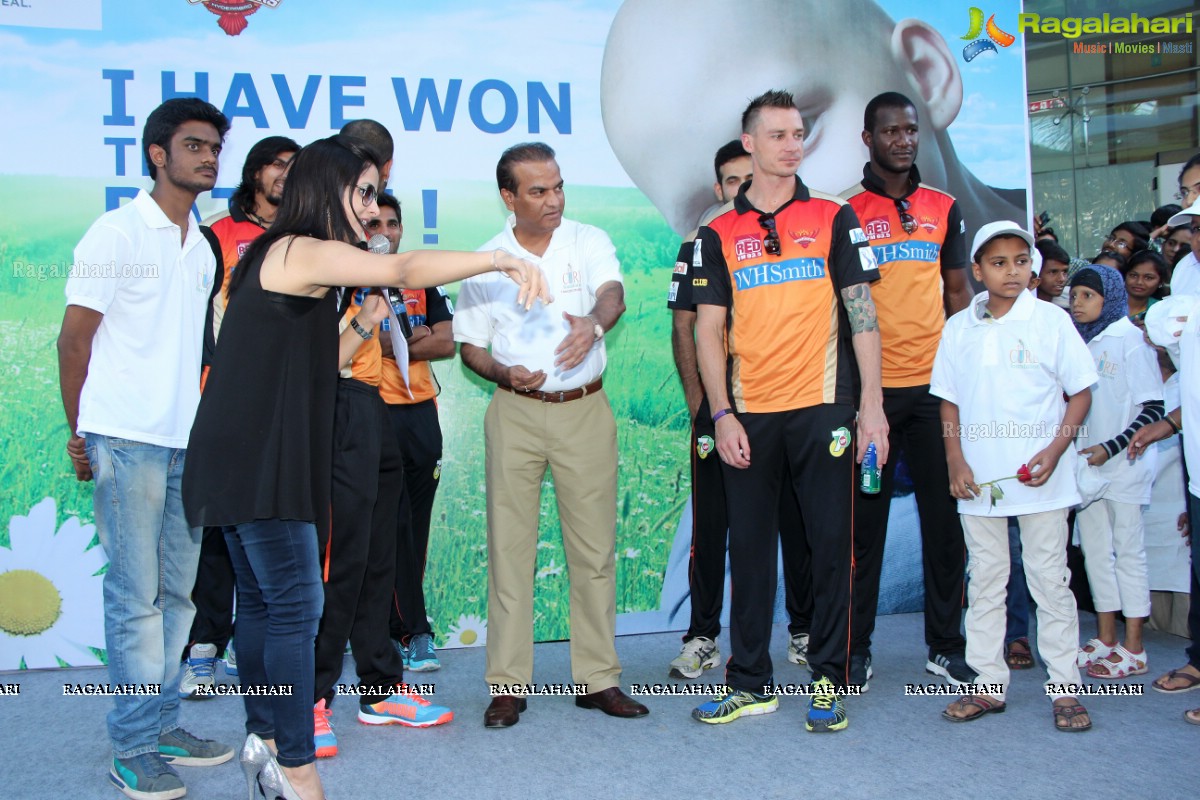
left=691, top=686, right=778, bottom=724
left=805, top=676, right=848, bottom=732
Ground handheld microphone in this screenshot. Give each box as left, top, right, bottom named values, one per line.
left=366, top=235, right=413, bottom=338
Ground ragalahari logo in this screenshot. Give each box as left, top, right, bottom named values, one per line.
left=961, top=7, right=1016, bottom=62
left=187, top=0, right=282, bottom=37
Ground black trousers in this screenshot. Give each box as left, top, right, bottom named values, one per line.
left=387, top=400, right=443, bottom=643
left=685, top=396, right=811, bottom=642
left=313, top=379, right=406, bottom=706
left=852, top=385, right=965, bottom=656
left=181, top=525, right=236, bottom=659
left=723, top=405, right=855, bottom=691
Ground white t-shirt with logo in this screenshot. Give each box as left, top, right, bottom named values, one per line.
left=455, top=216, right=622, bottom=392
left=66, top=190, right=216, bottom=448
left=931, top=290, right=1098, bottom=516
left=1077, top=316, right=1163, bottom=504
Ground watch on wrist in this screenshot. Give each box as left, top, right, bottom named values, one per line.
left=350, top=317, right=373, bottom=340
left=587, top=314, right=604, bottom=341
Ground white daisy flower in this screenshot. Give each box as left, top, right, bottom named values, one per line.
left=536, top=559, right=563, bottom=579
left=623, top=548, right=641, bottom=559
left=0, top=498, right=106, bottom=669
left=443, top=614, right=487, bottom=648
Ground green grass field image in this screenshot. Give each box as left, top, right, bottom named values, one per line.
left=0, top=175, right=690, bottom=663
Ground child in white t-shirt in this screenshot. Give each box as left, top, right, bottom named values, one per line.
left=931, top=222, right=1098, bottom=732
left=1069, top=265, right=1165, bottom=679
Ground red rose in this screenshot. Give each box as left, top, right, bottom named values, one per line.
left=1017, top=464, right=1033, bottom=483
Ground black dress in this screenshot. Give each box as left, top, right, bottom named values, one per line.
left=183, top=245, right=339, bottom=530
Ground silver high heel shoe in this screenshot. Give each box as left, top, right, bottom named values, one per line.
left=239, top=734, right=274, bottom=800
left=256, top=756, right=305, bottom=800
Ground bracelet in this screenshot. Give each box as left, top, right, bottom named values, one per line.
left=492, top=249, right=500, bottom=271
left=350, top=317, right=373, bottom=340
left=712, top=408, right=734, bottom=423
left=1166, top=414, right=1182, bottom=434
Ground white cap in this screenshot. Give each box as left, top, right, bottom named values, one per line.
left=971, top=220, right=1036, bottom=263
left=1030, top=245, right=1042, bottom=277
left=1167, top=198, right=1200, bottom=228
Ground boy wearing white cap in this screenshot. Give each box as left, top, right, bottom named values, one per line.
left=930, top=221, right=1098, bottom=731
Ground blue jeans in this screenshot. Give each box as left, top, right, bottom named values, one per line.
left=1005, top=517, right=1031, bottom=643
left=223, top=519, right=323, bottom=768
left=86, top=434, right=202, bottom=758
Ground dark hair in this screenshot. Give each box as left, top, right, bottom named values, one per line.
left=340, top=119, right=394, bottom=164
left=142, top=97, right=229, bottom=181
left=496, top=142, right=556, bottom=194
left=1035, top=239, right=1070, bottom=267
left=228, top=134, right=382, bottom=296
left=741, top=90, right=799, bottom=134
left=376, top=191, right=402, bottom=223
left=1109, top=221, right=1149, bottom=252
left=713, top=139, right=749, bottom=183
left=1122, top=249, right=1169, bottom=298
left=1037, top=226, right=1058, bottom=241
left=973, top=233, right=1029, bottom=264
left=1092, top=249, right=1128, bottom=270
left=1151, top=204, right=1182, bottom=230
left=1179, top=152, right=1200, bottom=184
left=230, top=135, right=300, bottom=216
left=864, top=91, right=917, bottom=134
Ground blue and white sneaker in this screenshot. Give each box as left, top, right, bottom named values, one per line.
left=109, top=753, right=184, bottom=800
left=223, top=644, right=237, bottom=677
left=406, top=633, right=441, bottom=672
left=179, top=643, right=217, bottom=699
left=806, top=676, right=848, bottom=732
left=359, top=689, right=453, bottom=727
left=691, top=687, right=777, bottom=724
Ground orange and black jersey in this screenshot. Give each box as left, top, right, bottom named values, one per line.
left=843, top=164, right=968, bottom=388
left=380, top=287, right=454, bottom=405
left=666, top=236, right=698, bottom=311
left=692, top=177, right=879, bottom=413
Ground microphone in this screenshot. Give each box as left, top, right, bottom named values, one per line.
left=366, top=234, right=412, bottom=338
left=367, top=234, right=391, bottom=255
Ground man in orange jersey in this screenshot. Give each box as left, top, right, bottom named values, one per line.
left=842, top=92, right=975, bottom=689
left=366, top=193, right=456, bottom=674
left=691, top=91, right=886, bottom=732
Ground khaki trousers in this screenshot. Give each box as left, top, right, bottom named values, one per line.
left=962, top=510, right=1082, bottom=701
left=483, top=388, right=621, bottom=692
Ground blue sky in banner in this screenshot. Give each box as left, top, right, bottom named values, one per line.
left=0, top=0, right=1027, bottom=193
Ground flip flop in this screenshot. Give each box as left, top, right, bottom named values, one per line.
left=1053, top=701, right=1092, bottom=732
left=1005, top=638, right=1034, bottom=670
left=1152, top=669, right=1200, bottom=694
left=942, top=695, right=1006, bottom=723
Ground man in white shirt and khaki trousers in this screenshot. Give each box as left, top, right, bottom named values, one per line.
left=455, top=142, right=648, bottom=728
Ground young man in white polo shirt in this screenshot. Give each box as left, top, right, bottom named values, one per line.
left=57, top=97, right=234, bottom=800
left=931, top=221, right=1098, bottom=732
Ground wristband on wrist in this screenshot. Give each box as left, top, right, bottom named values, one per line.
left=1166, top=414, right=1182, bottom=434
left=350, top=317, right=373, bottom=340
left=492, top=249, right=500, bottom=271
left=712, top=408, right=734, bottom=423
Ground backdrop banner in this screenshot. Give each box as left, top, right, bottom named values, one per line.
left=0, top=0, right=1029, bottom=669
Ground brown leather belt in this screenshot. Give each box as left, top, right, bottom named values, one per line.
left=499, top=378, right=603, bottom=403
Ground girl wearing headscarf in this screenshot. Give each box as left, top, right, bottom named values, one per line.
left=1069, top=265, right=1165, bottom=680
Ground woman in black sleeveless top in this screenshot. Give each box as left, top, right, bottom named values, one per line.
left=182, top=135, right=546, bottom=800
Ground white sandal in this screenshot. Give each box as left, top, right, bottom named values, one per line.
left=1076, top=638, right=1115, bottom=669
left=1087, top=645, right=1148, bottom=679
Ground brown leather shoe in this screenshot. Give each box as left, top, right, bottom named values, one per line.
left=575, top=687, right=649, bottom=718
left=484, top=695, right=526, bottom=728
